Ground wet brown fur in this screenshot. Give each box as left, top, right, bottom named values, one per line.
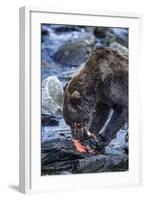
left=63, top=47, right=128, bottom=148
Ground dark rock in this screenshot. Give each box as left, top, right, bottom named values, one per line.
left=103, top=154, right=128, bottom=172
left=105, top=28, right=128, bottom=47
left=41, top=135, right=128, bottom=175
left=110, top=42, right=128, bottom=54
left=53, top=33, right=96, bottom=66
left=41, top=114, right=59, bottom=126
left=41, top=139, right=84, bottom=175
left=112, top=28, right=128, bottom=47
left=52, top=25, right=82, bottom=33
left=94, top=27, right=110, bottom=38
left=42, top=29, right=49, bottom=36
left=41, top=139, right=106, bottom=175
left=41, top=25, right=50, bottom=36
left=75, top=155, right=106, bottom=173
left=94, top=27, right=128, bottom=47
left=104, top=32, right=116, bottom=46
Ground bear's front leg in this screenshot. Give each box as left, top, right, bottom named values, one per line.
left=98, top=107, right=128, bottom=147
left=89, top=103, right=111, bottom=134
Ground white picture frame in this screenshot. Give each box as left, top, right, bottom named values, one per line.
left=19, top=6, right=142, bottom=194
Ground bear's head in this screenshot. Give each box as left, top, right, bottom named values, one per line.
left=63, top=77, right=100, bottom=153
left=63, top=75, right=94, bottom=131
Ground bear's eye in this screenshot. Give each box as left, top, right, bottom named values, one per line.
left=71, top=102, right=82, bottom=112
left=70, top=97, right=81, bottom=105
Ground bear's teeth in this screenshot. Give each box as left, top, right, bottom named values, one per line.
left=80, top=127, right=84, bottom=136
left=83, top=127, right=92, bottom=136
left=86, top=130, right=92, bottom=136
left=74, top=123, right=78, bottom=129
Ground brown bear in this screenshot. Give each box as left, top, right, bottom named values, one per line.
left=63, top=47, right=128, bottom=154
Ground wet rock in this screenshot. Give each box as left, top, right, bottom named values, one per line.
left=94, top=27, right=110, bottom=38
left=110, top=42, right=128, bottom=54
left=41, top=117, right=71, bottom=142
left=103, top=154, right=128, bottom=172
left=104, top=32, right=116, bottom=46
left=42, top=76, right=63, bottom=116
left=112, top=28, right=128, bottom=47
left=41, top=114, right=59, bottom=126
left=85, top=26, right=96, bottom=33
left=53, top=33, right=96, bottom=66
left=105, top=28, right=128, bottom=47
left=41, top=25, right=50, bottom=36
left=41, top=138, right=83, bottom=175
left=103, top=124, right=128, bottom=172
left=41, top=138, right=106, bottom=175
left=58, top=63, right=85, bottom=81
left=76, top=155, right=106, bottom=173
left=52, top=25, right=82, bottom=33
left=41, top=132, right=128, bottom=175
left=105, top=124, right=128, bottom=155
left=94, top=27, right=128, bottom=47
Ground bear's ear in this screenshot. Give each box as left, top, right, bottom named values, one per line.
left=71, top=91, right=81, bottom=100
left=63, top=83, right=68, bottom=91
